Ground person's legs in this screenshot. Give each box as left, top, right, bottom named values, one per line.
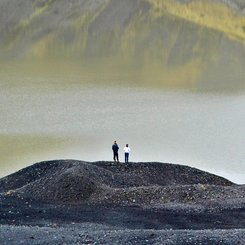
left=115, top=152, right=119, bottom=162
left=125, top=153, right=129, bottom=163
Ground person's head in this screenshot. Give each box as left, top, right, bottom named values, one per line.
left=114, top=141, right=117, bottom=144
left=126, top=144, right=128, bottom=147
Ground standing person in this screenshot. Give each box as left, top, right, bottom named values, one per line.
left=112, top=141, right=119, bottom=162
left=124, top=144, right=131, bottom=163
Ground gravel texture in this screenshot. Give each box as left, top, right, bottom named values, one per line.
left=0, top=224, right=244, bottom=245
left=0, top=160, right=244, bottom=244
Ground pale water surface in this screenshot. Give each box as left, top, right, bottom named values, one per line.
left=0, top=62, right=244, bottom=184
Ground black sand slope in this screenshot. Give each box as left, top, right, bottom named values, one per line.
left=0, top=160, right=244, bottom=244
left=0, top=160, right=237, bottom=204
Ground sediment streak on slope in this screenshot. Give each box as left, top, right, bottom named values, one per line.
left=148, top=0, right=245, bottom=43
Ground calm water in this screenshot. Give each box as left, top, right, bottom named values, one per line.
left=0, top=62, right=244, bottom=184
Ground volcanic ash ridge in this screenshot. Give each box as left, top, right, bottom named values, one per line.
left=0, top=160, right=244, bottom=206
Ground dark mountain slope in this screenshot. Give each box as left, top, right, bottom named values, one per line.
left=1, top=160, right=241, bottom=204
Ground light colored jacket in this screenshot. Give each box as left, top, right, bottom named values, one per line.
left=124, top=147, right=131, bottom=153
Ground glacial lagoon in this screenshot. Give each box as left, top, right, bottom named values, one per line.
left=0, top=61, right=244, bottom=184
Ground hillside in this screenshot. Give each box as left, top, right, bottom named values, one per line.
left=0, top=160, right=244, bottom=244
left=1, top=160, right=243, bottom=205
left=0, top=0, right=245, bottom=90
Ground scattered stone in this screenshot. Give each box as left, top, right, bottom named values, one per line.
left=0, top=160, right=244, bottom=244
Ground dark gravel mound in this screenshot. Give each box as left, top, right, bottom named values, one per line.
left=0, top=160, right=237, bottom=204
left=0, top=160, right=244, bottom=244
left=0, top=160, right=233, bottom=191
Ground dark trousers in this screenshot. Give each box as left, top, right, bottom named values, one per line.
left=113, top=152, right=119, bottom=162
left=125, top=153, right=129, bottom=163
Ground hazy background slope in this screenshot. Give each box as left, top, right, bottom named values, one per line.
left=0, top=0, right=245, bottom=90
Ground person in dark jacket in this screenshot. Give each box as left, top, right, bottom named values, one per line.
left=112, top=141, right=119, bottom=162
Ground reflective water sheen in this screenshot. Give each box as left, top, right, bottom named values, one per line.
left=0, top=62, right=244, bottom=184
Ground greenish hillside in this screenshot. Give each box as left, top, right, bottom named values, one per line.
left=0, top=0, right=245, bottom=91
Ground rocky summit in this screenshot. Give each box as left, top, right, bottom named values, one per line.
left=0, top=160, right=243, bottom=205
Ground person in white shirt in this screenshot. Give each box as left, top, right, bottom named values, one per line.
left=124, top=144, right=131, bottom=163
